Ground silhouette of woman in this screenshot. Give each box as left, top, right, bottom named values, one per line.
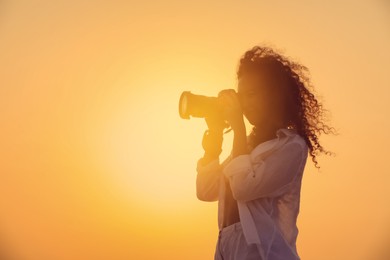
left=196, top=46, right=334, bottom=260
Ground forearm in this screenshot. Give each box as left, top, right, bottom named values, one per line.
left=196, top=155, right=221, bottom=202
left=232, top=120, right=248, bottom=158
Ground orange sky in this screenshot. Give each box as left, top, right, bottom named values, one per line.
left=0, top=1, right=389, bottom=260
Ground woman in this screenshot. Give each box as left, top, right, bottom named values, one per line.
left=196, top=46, right=334, bottom=260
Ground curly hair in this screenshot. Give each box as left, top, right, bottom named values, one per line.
left=237, top=45, right=335, bottom=169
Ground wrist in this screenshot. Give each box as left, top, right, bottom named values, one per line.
left=206, top=128, right=224, bottom=135
left=204, top=129, right=223, bottom=141
left=203, top=151, right=220, bottom=161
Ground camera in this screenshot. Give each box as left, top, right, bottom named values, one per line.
left=178, top=91, right=221, bottom=119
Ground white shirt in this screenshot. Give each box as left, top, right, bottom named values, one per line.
left=196, top=128, right=308, bottom=260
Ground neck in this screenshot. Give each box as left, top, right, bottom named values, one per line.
left=252, top=127, right=276, bottom=142
left=250, top=121, right=286, bottom=146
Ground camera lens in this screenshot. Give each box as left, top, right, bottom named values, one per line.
left=178, top=91, right=219, bottom=119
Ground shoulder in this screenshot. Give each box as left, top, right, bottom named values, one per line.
left=276, top=128, right=309, bottom=158
left=277, top=128, right=307, bottom=146
left=250, top=128, right=308, bottom=160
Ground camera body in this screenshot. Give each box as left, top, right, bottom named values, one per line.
left=178, top=91, right=221, bottom=119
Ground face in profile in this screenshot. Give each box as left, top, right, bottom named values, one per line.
left=237, top=71, right=286, bottom=128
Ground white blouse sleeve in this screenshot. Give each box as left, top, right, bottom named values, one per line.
left=195, top=159, right=221, bottom=202
left=222, top=139, right=308, bottom=202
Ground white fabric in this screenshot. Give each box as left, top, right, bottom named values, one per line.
left=214, top=222, right=261, bottom=260
left=196, top=128, right=308, bottom=260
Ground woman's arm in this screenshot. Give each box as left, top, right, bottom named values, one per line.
left=223, top=138, right=308, bottom=202
left=196, top=152, right=234, bottom=202
left=231, top=119, right=248, bottom=158
left=195, top=118, right=225, bottom=202
left=195, top=88, right=248, bottom=201
left=196, top=158, right=221, bottom=202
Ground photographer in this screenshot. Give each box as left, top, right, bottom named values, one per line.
left=195, top=46, right=334, bottom=260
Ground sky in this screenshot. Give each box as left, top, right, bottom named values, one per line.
left=0, top=1, right=389, bottom=259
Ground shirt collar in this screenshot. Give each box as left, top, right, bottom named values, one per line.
left=249, top=128, right=297, bottom=158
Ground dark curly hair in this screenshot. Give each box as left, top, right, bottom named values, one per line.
left=237, top=45, right=335, bottom=169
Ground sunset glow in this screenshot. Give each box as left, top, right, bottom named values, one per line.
left=0, top=1, right=389, bottom=260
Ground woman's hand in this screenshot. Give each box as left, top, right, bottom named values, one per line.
left=202, top=111, right=227, bottom=162
left=218, top=89, right=245, bottom=131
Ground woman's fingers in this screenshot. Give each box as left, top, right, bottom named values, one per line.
left=218, top=88, right=235, bottom=96
left=218, top=89, right=240, bottom=109
left=218, top=89, right=238, bottom=106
